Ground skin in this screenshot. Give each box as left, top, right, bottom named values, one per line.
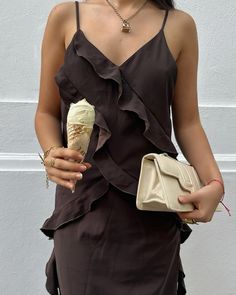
left=35, top=0, right=224, bottom=223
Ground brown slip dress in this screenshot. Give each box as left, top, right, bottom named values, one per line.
left=40, top=1, right=192, bottom=294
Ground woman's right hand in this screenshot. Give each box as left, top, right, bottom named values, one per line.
left=43, top=147, right=92, bottom=190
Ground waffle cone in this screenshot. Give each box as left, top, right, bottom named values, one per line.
left=67, top=123, right=93, bottom=156
left=67, top=98, right=95, bottom=155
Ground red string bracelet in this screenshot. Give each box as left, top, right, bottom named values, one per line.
left=207, top=178, right=225, bottom=193
left=206, top=179, right=231, bottom=216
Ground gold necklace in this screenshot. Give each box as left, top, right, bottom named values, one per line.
left=105, top=0, right=149, bottom=33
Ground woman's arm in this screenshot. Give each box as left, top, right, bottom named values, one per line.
left=34, top=3, right=91, bottom=190
left=172, top=12, right=224, bottom=222
left=35, top=4, right=67, bottom=151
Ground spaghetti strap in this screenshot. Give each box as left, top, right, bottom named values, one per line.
left=161, top=9, right=169, bottom=30
left=75, top=1, right=80, bottom=31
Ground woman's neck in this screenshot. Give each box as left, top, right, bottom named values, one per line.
left=107, top=0, right=147, bottom=9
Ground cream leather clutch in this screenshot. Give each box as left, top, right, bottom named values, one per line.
left=136, top=153, right=222, bottom=212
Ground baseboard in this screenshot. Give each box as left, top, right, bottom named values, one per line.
left=0, top=152, right=235, bottom=172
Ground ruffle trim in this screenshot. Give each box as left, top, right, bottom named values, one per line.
left=53, top=30, right=178, bottom=196
left=73, top=30, right=178, bottom=157
left=45, top=249, right=59, bottom=295
left=40, top=178, right=109, bottom=239
left=54, top=66, right=81, bottom=104
left=55, top=68, right=139, bottom=195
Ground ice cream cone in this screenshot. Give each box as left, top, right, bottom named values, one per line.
left=67, top=98, right=95, bottom=192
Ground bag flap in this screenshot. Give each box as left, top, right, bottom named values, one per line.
left=153, top=154, right=195, bottom=193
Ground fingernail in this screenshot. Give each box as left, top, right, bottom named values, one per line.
left=70, top=184, right=75, bottom=193
left=178, top=196, right=184, bottom=202
left=80, top=165, right=87, bottom=171
left=76, top=173, right=83, bottom=179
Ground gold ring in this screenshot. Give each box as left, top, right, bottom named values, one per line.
left=49, top=158, right=55, bottom=168
left=184, top=218, right=198, bottom=225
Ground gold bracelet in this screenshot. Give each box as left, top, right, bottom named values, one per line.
left=38, top=145, right=63, bottom=189
left=43, top=145, right=63, bottom=160
left=38, top=152, right=50, bottom=189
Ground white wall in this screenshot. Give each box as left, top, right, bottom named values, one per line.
left=0, top=0, right=235, bottom=294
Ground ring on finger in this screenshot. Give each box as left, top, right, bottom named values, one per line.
left=49, top=158, right=56, bottom=168
left=192, top=218, right=198, bottom=224
left=184, top=218, right=198, bottom=225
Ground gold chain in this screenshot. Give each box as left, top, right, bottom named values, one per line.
left=105, top=0, right=149, bottom=33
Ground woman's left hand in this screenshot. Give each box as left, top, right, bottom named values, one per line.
left=177, top=181, right=224, bottom=223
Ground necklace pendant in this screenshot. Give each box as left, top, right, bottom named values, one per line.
left=121, top=20, right=131, bottom=33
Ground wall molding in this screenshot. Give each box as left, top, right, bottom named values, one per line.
left=177, top=154, right=236, bottom=173
left=0, top=99, right=38, bottom=104
left=0, top=152, right=236, bottom=172
left=0, top=153, right=43, bottom=171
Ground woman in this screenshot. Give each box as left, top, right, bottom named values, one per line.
left=35, top=1, right=225, bottom=294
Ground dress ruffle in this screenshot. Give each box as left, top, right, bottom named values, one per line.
left=73, top=30, right=178, bottom=156
left=54, top=67, right=139, bottom=195
left=40, top=178, right=109, bottom=239
left=45, top=249, right=59, bottom=295
left=51, top=30, right=178, bottom=196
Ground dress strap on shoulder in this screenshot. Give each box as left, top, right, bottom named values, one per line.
left=75, top=1, right=80, bottom=30
left=161, top=9, right=169, bottom=31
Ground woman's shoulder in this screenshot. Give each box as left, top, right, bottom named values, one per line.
left=169, top=8, right=197, bottom=34
left=46, top=2, right=76, bottom=24
left=44, top=1, right=79, bottom=46
left=48, top=0, right=93, bottom=18
left=167, top=8, right=198, bottom=50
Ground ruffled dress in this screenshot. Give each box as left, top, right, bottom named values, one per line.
left=40, top=1, right=192, bottom=294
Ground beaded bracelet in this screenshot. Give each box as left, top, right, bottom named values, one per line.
left=206, top=178, right=231, bottom=216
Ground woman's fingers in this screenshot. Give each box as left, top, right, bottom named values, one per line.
left=48, top=174, right=75, bottom=190
left=177, top=209, right=212, bottom=223
left=178, top=191, right=199, bottom=205
left=45, top=157, right=90, bottom=173
left=47, top=147, right=93, bottom=171
left=177, top=186, right=219, bottom=223
left=177, top=191, right=202, bottom=222
left=83, top=162, right=92, bottom=169
left=50, top=147, right=84, bottom=161
left=46, top=164, right=83, bottom=190
left=43, top=147, right=93, bottom=190
left=47, top=166, right=83, bottom=181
